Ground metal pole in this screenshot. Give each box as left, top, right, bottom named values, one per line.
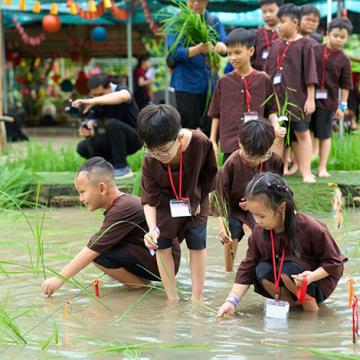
left=327, top=0, right=332, bottom=27
left=0, top=10, right=6, bottom=114
left=164, top=36, right=169, bottom=105
left=126, top=13, right=133, bottom=93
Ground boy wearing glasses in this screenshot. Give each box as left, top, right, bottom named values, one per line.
left=216, top=118, right=283, bottom=272
left=137, top=104, right=217, bottom=301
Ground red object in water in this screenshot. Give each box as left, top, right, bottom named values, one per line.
left=353, top=296, right=359, bottom=344
left=42, top=14, right=61, bottom=33
left=93, top=279, right=100, bottom=297
left=296, top=278, right=312, bottom=304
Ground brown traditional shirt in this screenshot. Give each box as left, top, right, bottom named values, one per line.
left=217, top=151, right=284, bottom=228
left=141, top=130, right=217, bottom=240
left=208, top=70, right=277, bottom=153
left=253, top=27, right=279, bottom=72
left=314, top=44, right=353, bottom=112
left=88, top=193, right=181, bottom=276
left=235, top=212, right=347, bottom=299
left=265, top=36, right=318, bottom=122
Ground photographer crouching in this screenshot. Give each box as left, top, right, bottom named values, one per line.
left=72, top=74, right=142, bottom=178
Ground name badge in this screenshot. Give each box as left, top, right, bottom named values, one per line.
left=262, top=49, right=269, bottom=59
left=315, top=89, right=328, bottom=100
left=169, top=199, right=192, bottom=218
left=244, top=111, right=259, bottom=122
left=264, top=299, right=290, bottom=319
left=273, top=72, right=282, bottom=85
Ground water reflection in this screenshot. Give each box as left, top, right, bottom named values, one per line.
left=0, top=208, right=359, bottom=358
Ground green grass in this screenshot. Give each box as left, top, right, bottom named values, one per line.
left=312, top=133, right=360, bottom=171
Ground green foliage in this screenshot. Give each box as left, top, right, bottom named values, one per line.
left=127, top=149, right=144, bottom=173
left=312, top=134, right=360, bottom=171
left=6, top=141, right=85, bottom=172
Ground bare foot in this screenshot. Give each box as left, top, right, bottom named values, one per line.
left=284, top=162, right=299, bottom=176
left=318, top=170, right=331, bottom=178
left=303, top=174, right=316, bottom=183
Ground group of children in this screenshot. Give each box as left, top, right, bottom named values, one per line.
left=210, top=1, right=353, bottom=183
left=41, top=1, right=351, bottom=316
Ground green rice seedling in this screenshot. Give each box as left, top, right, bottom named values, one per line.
left=210, top=192, right=234, bottom=260
left=40, top=322, right=59, bottom=350
left=261, top=88, right=304, bottom=146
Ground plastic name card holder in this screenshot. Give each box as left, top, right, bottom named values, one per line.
left=169, top=199, right=192, bottom=217
left=315, top=89, right=328, bottom=99
left=244, top=111, right=259, bottom=122
left=273, top=72, right=282, bottom=85
left=262, top=49, right=269, bottom=59
left=264, top=299, right=290, bottom=319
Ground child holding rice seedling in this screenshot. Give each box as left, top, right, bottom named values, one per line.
left=217, top=172, right=347, bottom=317
left=138, top=104, right=217, bottom=301
left=208, top=28, right=285, bottom=164
left=264, top=4, right=318, bottom=183
left=216, top=118, right=283, bottom=272
left=42, top=157, right=180, bottom=296
left=311, top=18, right=353, bottom=178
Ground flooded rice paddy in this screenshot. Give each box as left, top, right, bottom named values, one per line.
left=0, top=207, right=359, bottom=359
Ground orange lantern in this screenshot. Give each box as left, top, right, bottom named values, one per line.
left=4, top=0, right=12, bottom=5
left=103, top=0, right=112, bottom=9
left=42, top=14, right=61, bottom=33
left=19, top=0, right=26, bottom=11
left=50, top=3, right=58, bottom=15
left=88, top=0, right=96, bottom=12
left=69, top=2, right=77, bottom=14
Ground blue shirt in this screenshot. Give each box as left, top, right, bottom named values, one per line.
left=167, top=10, right=226, bottom=94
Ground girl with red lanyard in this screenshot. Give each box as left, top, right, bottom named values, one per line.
left=217, top=172, right=347, bottom=317
left=216, top=118, right=284, bottom=272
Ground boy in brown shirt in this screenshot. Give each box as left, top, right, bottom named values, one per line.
left=300, top=5, right=323, bottom=44
left=311, top=18, right=353, bottom=177
left=252, top=0, right=280, bottom=72
left=209, top=28, right=285, bottom=163
left=265, top=3, right=318, bottom=183
left=138, top=104, right=217, bottom=301
left=42, top=157, right=180, bottom=296
left=217, top=118, right=283, bottom=272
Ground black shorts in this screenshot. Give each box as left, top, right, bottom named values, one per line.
left=288, top=120, right=311, bottom=144
left=310, top=108, right=334, bottom=139
left=229, top=217, right=245, bottom=241
left=175, top=91, right=206, bottom=129
left=93, top=244, right=159, bottom=281
left=254, top=260, right=325, bottom=303
left=157, top=223, right=207, bottom=250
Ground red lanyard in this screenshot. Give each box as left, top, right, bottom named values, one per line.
left=321, top=46, right=332, bottom=89
left=167, top=143, right=188, bottom=201
left=107, top=192, right=122, bottom=210
left=264, top=28, right=278, bottom=49
left=276, top=39, right=292, bottom=72
left=270, top=230, right=286, bottom=301
left=243, top=70, right=255, bottom=112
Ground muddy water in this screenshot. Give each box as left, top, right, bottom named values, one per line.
left=0, top=207, right=359, bottom=359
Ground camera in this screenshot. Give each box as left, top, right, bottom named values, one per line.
left=65, top=100, right=98, bottom=121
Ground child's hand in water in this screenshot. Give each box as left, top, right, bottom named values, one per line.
left=144, top=227, right=159, bottom=250
left=292, top=271, right=313, bottom=286
left=42, top=277, right=64, bottom=296
left=239, top=198, right=248, bottom=211
left=217, top=301, right=236, bottom=318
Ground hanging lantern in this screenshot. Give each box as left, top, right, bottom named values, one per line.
left=4, top=0, right=12, bottom=5
left=42, top=14, right=61, bottom=33
left=88, top=0, right=96, bottom=12
left=19, top=0, right=26, bottom=11
left=50, top=3, right=58, bottom=15
left=69, top=2, right=77, bottom=15
left=91, top=26, right=107, bottom=42
left=33, top=1, right=41, bottom=13
left=103, top=0, right=112, bottom=9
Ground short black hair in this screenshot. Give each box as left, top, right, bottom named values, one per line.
left=277, top=3, right=300, bottom=22
left=259, top=0, right=281, bottom=7
left=87, top=74, right=111, bottom=90
left=238, top=117, right=275, bottom=156
left=300, top=5, right=320, bottom=19
left=137, top=54, right=150, bottom=64
left=225, top=28, right=256, bottom=48
left=76, top=156, right=114, bottom=181
left=137, top=104, right=181, bottom=149
left=328, top=17, right=353, bottom=35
